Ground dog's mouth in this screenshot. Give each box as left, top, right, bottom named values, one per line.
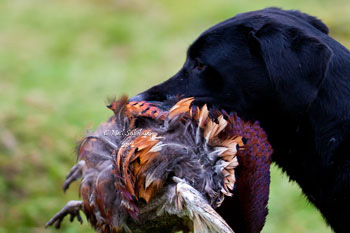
left=130, top=94, right=238, bottom=114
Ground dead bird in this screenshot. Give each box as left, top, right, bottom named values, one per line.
left=46, top=96, right=272, bottom=233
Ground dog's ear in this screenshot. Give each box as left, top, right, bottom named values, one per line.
left=247, top=23, right=333, bottom=112
left=285, top=10, right=329, bottom=34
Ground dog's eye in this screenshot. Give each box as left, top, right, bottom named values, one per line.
left=194, top=60, right=206, bottom=71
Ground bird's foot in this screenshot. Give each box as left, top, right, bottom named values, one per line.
left=63, top=160, right=85, bottom=192
left=45, top=200, right=83, bottom=229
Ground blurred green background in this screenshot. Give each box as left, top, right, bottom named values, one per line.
left=0, top=0, right=349, bottom=232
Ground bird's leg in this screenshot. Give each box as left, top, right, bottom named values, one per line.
left=45, top=200, right=83, bottom=229
left=63, top=160, right=86, bottom=192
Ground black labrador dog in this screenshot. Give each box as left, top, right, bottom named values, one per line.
left=130, top=8, right=350, bottom=233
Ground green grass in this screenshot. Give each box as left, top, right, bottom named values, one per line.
left=0, top=0, right=348, bottom=232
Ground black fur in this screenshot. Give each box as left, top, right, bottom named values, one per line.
left=131, top=8, right=350, bottom=233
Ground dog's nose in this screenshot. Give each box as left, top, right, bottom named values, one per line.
left=129, top=93, right=146, bottom=102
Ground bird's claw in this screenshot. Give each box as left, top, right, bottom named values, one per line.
left=63, top=160, right=85, bottom=192
left=45, top=200, right=84, bottom=229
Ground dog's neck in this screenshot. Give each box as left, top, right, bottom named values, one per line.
left=260, top=77, right=350, bottom=173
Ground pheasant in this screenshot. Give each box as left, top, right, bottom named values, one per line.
left=46, top=96, right=273, bottom=233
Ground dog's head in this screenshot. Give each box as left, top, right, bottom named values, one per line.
left=131, top=8, right=332, bottom=122
left=128, top=8, right=335, bottom=233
